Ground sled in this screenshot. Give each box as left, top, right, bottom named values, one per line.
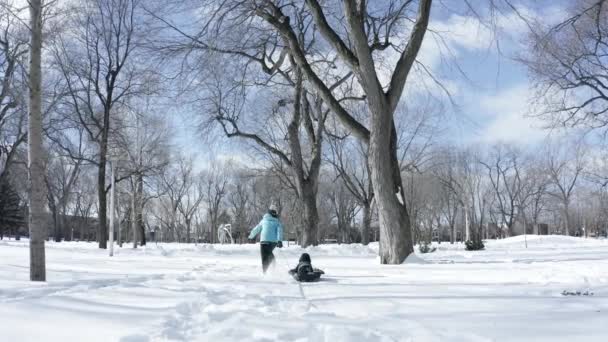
left=288, top=268, right=324, bottom=282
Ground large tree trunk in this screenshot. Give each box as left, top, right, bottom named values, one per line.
left=53, top=211, right=61, bottom=242
left=288, top=77, right=320, bottom=247
left=47, top=193, right=60, bottom=242
left=139, top=224, right=146, bottom=245
left=28, top=0, right=46, bottom=281
left=60, top=206, right=69, bottom=241
left=136, top=174, right=146, bottom=245
left=211, top=214, right=217, bottom=243
left=370, top=108, right=413, bottom=264
left=97, top=155, right=108, bottom=248
left=255, top=0, right=430, bottom=263
left=507, top=211, right=515, bottom=237
left=449, top=203, right=457, bottom=244
left=131, top=189, right=138, bottom=248
left=97, top=95, right=112, bottom=249
left=186, top=218, right=191, bottom=244
left=360, top=202, right=371, bottom=245
left=300, top=183, right=319, bottom=247
left=138, top=220, right=146, bottom=245
left=337, top=218, right=346, bottom=244
left=564, top=202, right=571, bottom=236
left=450, top=223, right=455, bottom=244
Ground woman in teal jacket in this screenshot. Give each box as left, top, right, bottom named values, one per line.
left=249, top=204, right=283, bottom=273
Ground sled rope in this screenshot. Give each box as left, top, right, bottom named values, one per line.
left=276, top=248, right=319, bottom=311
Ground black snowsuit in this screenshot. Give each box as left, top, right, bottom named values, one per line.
left=289, top=253, right=324, bottom=282
left=260, top=242, right=277, bottom=273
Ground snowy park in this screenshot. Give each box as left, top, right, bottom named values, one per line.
left=5, top=0, right=608, bottom=341
left=2, top=235, right=607, bottom=342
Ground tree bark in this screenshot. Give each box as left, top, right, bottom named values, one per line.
left=132, top=188, right=137, bottom=248
left=186, top=218, right=191, bottom=244
left=139, top=223, right=146, bottom=245
left=465, top=204, right=470, bottom=242
left=117, top=195, right=122, bottom=247
left=97, top=67, right=114, bottom=249
left=59, top=206, right=68, bottom=241
left=47, top=189, right=60, bottom=242
left=136, top=173, right=145, bottom=245
left=53, top=211, right=61, bottom=242
left=210, top=212, right=218, bottom=243
left=300, top=182, right=319, bottom=247
left=564, top=202, right=570, bottom=236
left=370, top=106, right=414, bottom=263
left=450, top=223, right=455, bottom=244
left=28, top=0, right=46, bottom=281
left=267, top=0, right=429, bottom=262
left=360, top=202, right=371, bottom=245
left=97, top=151, right=108, bottom=248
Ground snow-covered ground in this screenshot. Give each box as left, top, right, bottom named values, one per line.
left=1, top=235, right=607, bottom=341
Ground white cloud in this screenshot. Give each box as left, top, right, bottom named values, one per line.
left=474, top=84, right=549, bottom=144
left=431, top=15, right=495, bottom=51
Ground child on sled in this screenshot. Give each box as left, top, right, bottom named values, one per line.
left=289, top=253, right=324, bottom=282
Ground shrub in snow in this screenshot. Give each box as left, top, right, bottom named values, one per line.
left=561, top=290, right=594, bottom=296
left=465, top=239, right=485, bottom=251
left=418, top=241, right=436, bottom=254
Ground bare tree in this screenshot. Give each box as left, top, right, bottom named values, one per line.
left=465, top=150, right=494, bottom=243
left=434, top=149, right=470, bottom=242
left=154, top=5, right=356, bottom=246
left=45, top=151, right=82, bottom=242
left=113, top=101, right=170, bottom=246
left=479, top=144, right=526, bottom=237
left=0, top=2, right=28, bottom=191
left=328, top=138, right=374, bottom=245
left=515, top=156, right=550, bottom=236
left=28, top=0, right=46, bottom=281
left=154, top=0, right=433, bottom=261
left=73, top=168, right=97, bottom=241
left=403, top=171, right=443, bottom=245
left=204, top=163, right=228, bottom=243
left=249, top=0, right=431, bottom=263
left=545, top=140, right=586, bottom=235
left=157, top=155, right=194, bottom=242
left=520, top=0, right=608, bottom=133
left=435, top=147, right=492, bottom=243
left=227, top=170, right=256, bottom=244
left=326, top=181, right=359, bottom=243
left=434, top=153, right=460, bottom=244
left=177, top=175, right=204, bottom=244
left=0, top=4, right=27, bottom=241
left=50, top=0, right=151, bottom=249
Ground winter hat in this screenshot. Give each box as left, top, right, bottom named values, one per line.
left=299, top=253, right=311, bottom=263
left=268, top=204, right=279, bottom=217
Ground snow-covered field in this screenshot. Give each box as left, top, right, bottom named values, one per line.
left=1, top=236, right=607, bottom=342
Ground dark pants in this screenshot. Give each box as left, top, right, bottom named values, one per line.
left=260, top=242, right=277, bottom=273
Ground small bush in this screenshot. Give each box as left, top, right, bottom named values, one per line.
left=418, top=241, right=437, bottom=253
left=465, top=239, right=485, bottom=251
left=562, top=290, right=594, bottom=296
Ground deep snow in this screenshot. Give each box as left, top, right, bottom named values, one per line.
left=1, top=235, right=607, bottom=341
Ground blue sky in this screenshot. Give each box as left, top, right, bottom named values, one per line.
left=415, top=0, right=569, bottom=146
left=171, top=0, right=573, bottom=169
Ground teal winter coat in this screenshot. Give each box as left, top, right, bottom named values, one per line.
left=249, top=213, right=283, bottom=243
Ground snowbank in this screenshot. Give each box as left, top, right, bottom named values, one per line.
left=1, top=237, right=608, bottom=341
left=487, top=234, right=608, bottom=247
